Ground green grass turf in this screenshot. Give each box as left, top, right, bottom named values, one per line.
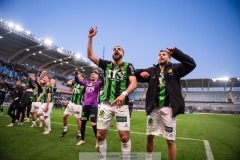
left=0, top=107, right=240, bottom=160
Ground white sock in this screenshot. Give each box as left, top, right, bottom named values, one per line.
left=78, top=130, right=81, bottom=136
left=45, top=117, right=51, bottom=132
left=64, top=126, right=68, bottom=132
left=121, top=140, right=131, bottom=160
left=98, top=139, right=107, bottom=160
left=146, top=152, right=152, bottom=160
left=32, top=121, right=36, bottom=125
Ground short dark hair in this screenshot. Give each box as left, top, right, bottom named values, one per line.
left=113, top=46, right=124, bottom=54
left=159, top=50, right=171, bottom=58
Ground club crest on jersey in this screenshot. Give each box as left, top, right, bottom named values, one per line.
left=168, top=69, right=173, bottom=75
left=120, top=66, right=125, bottom=71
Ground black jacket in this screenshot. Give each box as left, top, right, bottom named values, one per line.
left=5, top=83, right=24, bottom=104
left=135, top=48, right=196, bottom=117
left=20, top=89, right=33, bottom=107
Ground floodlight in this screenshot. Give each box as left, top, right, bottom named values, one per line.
left=8, top=22, right=14, bottom=28
left=0, top=36, right=3, bottom=39
left=75, top=53, right=81, bottom=59
left=15, top=25, right=23, bottom=31
left=75, top=68, right=78, bottom=70
left=57, top=48, right=63, bottom=53
left=32, top=53, right=36, bottom=55
left=26, top=48, right=29, bottom=51
left=26, top=30, right=31, bottom=35
left=65, top=61, right=68, bottom=64
left=212, top=77, right=229, bottom=82
left=44, top=38, right=53, bottom=46
left=54, top=61, right=57, bottom=63
left=39, top=51, right=42, bottom=53
left=60, top=63, right=63, bottom=65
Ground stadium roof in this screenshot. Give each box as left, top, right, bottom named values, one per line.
left=0, top=19, right=102, bottom=78
left=0, top=19, right=240, bottom=90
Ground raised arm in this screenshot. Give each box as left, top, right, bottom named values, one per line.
left=38, top=69, right=48, bottom=82
left=167, top=47, right=196, bottom=78
left=74, top=76, right=84, bottom=85
left=67, top=79, right=75, bottom=85
left=29, top=74, right=36, bottom=89
left=87, top=27, right=100, bottom=66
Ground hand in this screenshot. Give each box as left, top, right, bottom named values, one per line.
left=140, top=71, right=150, bottom=79
left=88, top=27, right=98, bottom=38
left=42, top=69, right=48, bottom=74
left=111, top=94, right=126, bottom=109
left=44, top=105, right=49, bottom=112
left=30, top=75, right=35, bottom=81
left=4, top=79, right=7, bottom=83
left=167, top=47, right=175, bottom=55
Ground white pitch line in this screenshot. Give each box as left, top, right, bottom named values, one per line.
left=203, top=140, right=214, bottom=160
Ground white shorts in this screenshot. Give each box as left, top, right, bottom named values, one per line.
left=146, top=107, right=176, bottom=141
left=37, top=103, right=53, bottom=117
left=30, top=102, right=42, bottom=113
left=63, top=101, right=82, bottom=119
left=97, top=101, right=130, bottom=131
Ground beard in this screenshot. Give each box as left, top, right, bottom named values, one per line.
left=112, top=54, right=122, bottom=62
left=159, top=60, right=167, bottom=66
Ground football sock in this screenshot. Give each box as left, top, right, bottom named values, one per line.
left=121, top=139, right=131, bottom=160
left=64, top=126, right=68, bottom=132
left=146, top=152, right=153, bottom=160
left=92, top=125, right=97, bottom=138
left=81, top=121, right=86, bottom=140
left=98, top=139, right=107, bottom=160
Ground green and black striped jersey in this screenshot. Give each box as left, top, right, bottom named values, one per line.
left=32, top=88, right=39, bottom=102
left=99, top=59, right=135, bottom=105
left=42, top=84, right=53, bottom=103
left=71, top=83, right=85, bottom=105
left=155, top=70, right=170, bottom=107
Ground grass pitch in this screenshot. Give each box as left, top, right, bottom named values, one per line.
left=0, top=107, right=240, bottom=160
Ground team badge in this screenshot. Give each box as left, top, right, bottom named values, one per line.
left=168, top=69, right=173, bottom=75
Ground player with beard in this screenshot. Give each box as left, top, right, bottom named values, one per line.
left=135, top=48, right=196, bottom=160
left=87, top=27, right=137, bottom=160
left=60, top=72, right=85, bottom=139
left=37, top=75, right=53, bottom=134
left=74, top=70, right=104, bottom=147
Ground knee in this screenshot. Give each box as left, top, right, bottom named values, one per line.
left=63, top=115, right=68, bottom=119
left=120, top=135, right=129, bottom=143
left=97, top=133, right=104, bottom=141
left=167, top=140, right=175, bottom=147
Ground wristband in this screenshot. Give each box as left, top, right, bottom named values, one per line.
left=121, top=91, right=128, bottom=96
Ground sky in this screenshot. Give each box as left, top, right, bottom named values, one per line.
left=0, top=0, right=240, bottom=79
